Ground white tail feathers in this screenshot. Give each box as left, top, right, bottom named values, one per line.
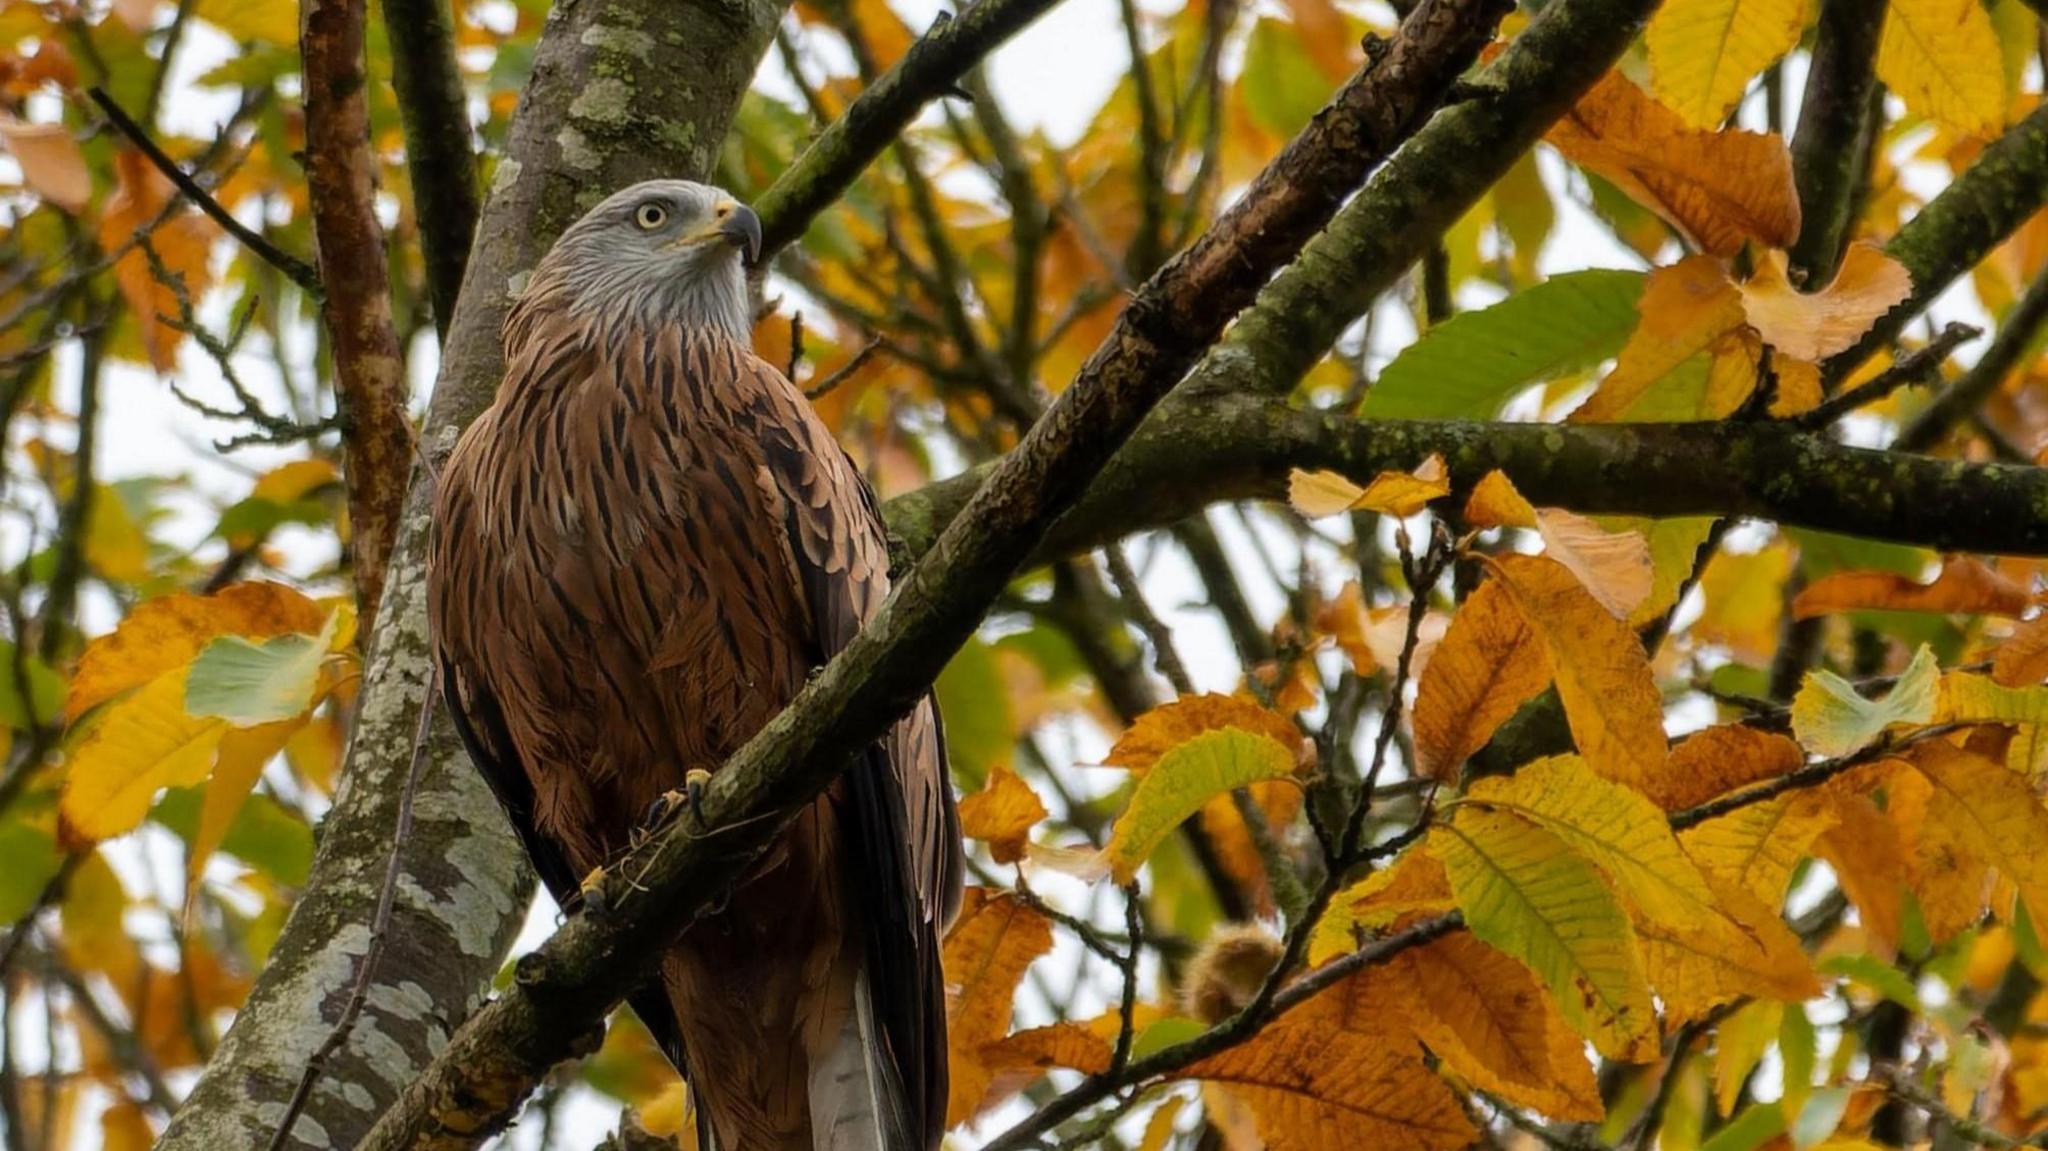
left=808, top=970, right=913, bottom=1151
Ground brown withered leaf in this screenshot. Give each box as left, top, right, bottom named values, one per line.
left=101, top=150, right=218, bottom=373
left=1993, top=615, right=2048, bottom=687
left=943, top=888, right=1053, bottom=1126
left=1792, top=556, right=2031, bottom=621
left=958, top=764, right=1048, bottom=864
left=1547, top=70, right=1800, bottom=257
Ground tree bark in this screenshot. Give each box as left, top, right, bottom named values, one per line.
left=152, top=0, right=785, bottom=1146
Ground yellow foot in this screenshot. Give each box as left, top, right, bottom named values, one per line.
left=637, top=768, right=716, bottom=840
left=578, top=866, right=608, bottom=915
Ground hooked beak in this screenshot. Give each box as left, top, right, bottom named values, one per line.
left=716, top=203, right=763, bottom=266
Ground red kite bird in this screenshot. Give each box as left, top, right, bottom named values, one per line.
left=427, top=180, right=961, bottom=1151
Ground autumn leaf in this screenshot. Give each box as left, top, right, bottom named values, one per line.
left=958, top=764, right=1047, bottom=864
left=195, top=0, right=301, bottom=45
left=1487, top=554, right=1669, bottom=790
left=1993, top=615, right=2048, bottom=687
left=1815, top=792, right=1912, bottom=954
left=184, top=608, right=348, bottom=726
left=1739, top=243, right=1915, bottom=362
left=60, top=668, right=229, bottom=844
left=1572, top=255, right=1748, bottom=422
left=1636, top=881, right=1821, bottom=1024
left=67, top=582, right=330, bottom=721
left=188, top=719, right=302, bottom=889
left=101, top=150, right=218, bottom=373
left=1547, top=70, right=1800, bottom=257
left=1911, top=741, right=2048, bottom=926
left=1463, top=470, right=1537, bottom=529
left=1876, top=0, right=2006, bottom=136
left=1533, top=509, right=1655, bottom=618
left=1643, top=724, right=1806, bottom=813
left=1645, top=0, right=1807, bottom=130
left=944, top=888, right=1053, bottom=1125
left=1693, top=541, right=1795, bottom=663
left=1412, top=578, right=1550, bottom=781
left=1183, top=1011, right=1476, bottom=1151
left=1103, top=728, right=1303, bottom=884
left=1361, top=269, right=1647, bottom=419
left=1288, top=455, right=1447, bottom=518
left=1466, top=755, right=1720, bottom=932
left=1790, top=644, right=1941, bottom=757
left=1939, top=672, right=2048, bottom=779
left=1359, top=932, right=1604, bottom=1119
left=0, top=118, right=92, bottom=212
left=1713, top=1000, right=1785, bottom=1113
left=1886, top=765, right=1997, bottom=943
left=1792, top=556, right=2030, bottom=620
left=1432, top=807, right=1657, bottom=1061
left=1679, top=791, right=1839, bottom=907
left=1308, top=847, right=1456, bottom=965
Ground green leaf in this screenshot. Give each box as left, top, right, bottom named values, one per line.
left=1362, top=270, right=1646, bottom=419
left=1240, top=18, right=1335, bottom=139
left=934, top=637, right=1012, bottom=791
left=0, top=640, right=66, bottom=729
left=1130, top=1016, right=1206, bottom=1060
left=1432, top=807, right=1657, bottom=1060
left=1699, top=1101, right=1785, bottom=1151
left=0, top=817, right=61, bottom=921
left=1789, top=644, right=1939, bottom=757
left=184, top=613, right=337, bottom=727
left=1104, top=728, right=1300, bottom=884
left=1817, top=953, right=1921, bottom=1009
left=153, top=786, right=314, bottom=886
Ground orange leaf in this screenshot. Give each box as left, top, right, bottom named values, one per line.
left=1792, top=556, right=2030, bottom=620
left=1105, top=695, right=1309, bottom=774
left=1358, top=454, right=1450, bottom=517
left=1546, top=71, right=1800, bottom=257
left=1739, top=243, right=1915, bottom=362
left=1184, top=1013, right=1475, bottom=1151
left=68, top=582, right=329, bottom=721
left=1646, top=724, right=1805, bottom=812
left=1412, top=578, right=1550, bottom=781
left=1994, top=615, right=2048, bottom=687
left=1572, top=255, right=1748, bottom=422
left=943, top=888, right=1054, bottom=1126
left=1463, top=470, right=1536, bottom=529
left=101, top=150, right=218, bottom=372
left=0, top=118, right=91, bottom=212
left=1534, top=508, right=1654, bottom=618
left=958, top=764, right=1047, bottom=864
left=1486, top=554, right=1668, bottom=789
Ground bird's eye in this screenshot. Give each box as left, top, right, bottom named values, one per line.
left=634, top=203, right=668, bottom=230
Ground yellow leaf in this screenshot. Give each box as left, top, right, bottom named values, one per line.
left=1135, top=1097, right=1186, bottom=1151
left=1487, top=554, right=1669, bottom=790
left=249, top=458, right=339, bottom=504
left=60, top=669, right=229, bottom=843
left=1713, top=1000, right=1785, bottom=1114
left=1467, top=755, right=1720, bottom=932
left=1358, top=454, right=1449, bottom=517
left=1646, top=0, right=1808, bottom=129
left=1815, top=793, right=1911, bottom=955
left=1877, top=0, right=2006, bottom=135
left=1463, top=470, right=1536, bottom=529
left=1433, top=807, right=1657, bottom=1060
left=195, top=0, right=304, bottom=44
left=1693, top=541, right=1794, bottom=663
left=1939, top=672, right=2048, bottom=780
left=98, top=1101, right=153, bottom=1151
left=1547, top=70, right=1801, bottom=257
left=189, top=718, right=302, bottom=888
left=1369, top=933, right=1604, bottom=1119
left=101, top=150, right=218, bottom=373
left=1770, top=354, right=1825, bottom=415
left=1535, top=509, right=1654, bottom=618
left=1615, top=515, right=1720, bottom=628
left=1739, top=243, right=1915, bottom=362
left=1106, top=695, right=1307, bottom=772
left=943, top=888, right=1053, bottom=1126
left=1912, top=741, right=2048, bottom=925
left=1636, top=882, right=1821, bottom=1024
left=0, top=118, right=91, bottom=212
left=1789, top=643, right=1940, bottom=757
left=1184, top=1012, right=1476, bottom=1151
left=68, top=582, right=329, bottom=721
left=1993, top=614, right=2048, bottom=687
left=1287, top=469, right=1368, bottom=517
left=1679, top=791, right=1839, bottom=905
left=1572, top=255, right=1748, bottom=422
left=59, top=850, right=139, bottom=987
left=1104, top=729, right=1303, bottom=884
left=1793, top=556, right=2030, bottom=620
left=1308, top=847, right=1456, bottom=965
left=958, top=764, right=1046, bottom=865
left=1412, top=578, right=1550, bottom=782
left=1887, top=765, right=1995, bottom=943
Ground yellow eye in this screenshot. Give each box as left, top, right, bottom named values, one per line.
left=634, top=203, right=668, bottom=229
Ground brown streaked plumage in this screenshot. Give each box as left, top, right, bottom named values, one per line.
left=426, top=180, right=961, bottom=1151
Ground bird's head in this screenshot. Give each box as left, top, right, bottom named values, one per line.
left=535, top=179, right=763, bottom=342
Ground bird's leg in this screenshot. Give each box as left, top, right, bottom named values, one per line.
left=636, top=767, right=716, bottom=842
left=578, top=866, right=610, bottom=916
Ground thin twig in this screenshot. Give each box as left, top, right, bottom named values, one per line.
left=805, top=338, right=886, bottom=401
left=86, top=88, right=323, bottom=295
left=1796, top=321, right=1980, bottom=430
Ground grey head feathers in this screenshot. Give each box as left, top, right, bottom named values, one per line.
left=530, top=179, right=762, bottom=344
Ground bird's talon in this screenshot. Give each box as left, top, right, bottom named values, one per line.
left=685, top=768, right=712, bottom=829
left=579, top=867, right=609, bottom=916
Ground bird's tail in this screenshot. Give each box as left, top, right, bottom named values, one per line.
left=808, top=967, right=915, bottom=1151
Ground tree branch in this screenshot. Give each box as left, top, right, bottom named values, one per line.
left=1787, top=0, right=1886, bottom=284
left=377, top=0, right=479, bottom=334
left=751, top=0, right=1073, bottom=264
left=354, top=2, right=1507, bottom=1145
left=302, top=0, right=413, bottom=625
left=1894, top=263, right=2048, bottom=452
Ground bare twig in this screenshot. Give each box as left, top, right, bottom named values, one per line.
left=804, top=338, right=886, bottom=400
left=1796, top=321, right=1980, bottom=429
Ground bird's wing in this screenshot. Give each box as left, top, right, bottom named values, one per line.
left=428, top=406, right=699, bottom=1081
left=721, top=344, right=962, bottom=1149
